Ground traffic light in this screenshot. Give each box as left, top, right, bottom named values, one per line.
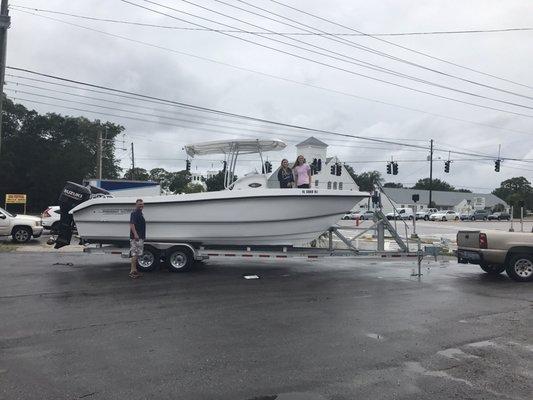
left=392, top=162, right=398, bottom=175
left=335, top=163, right=342, bottom=176
left=330, top=164, right=336, bottom=175
left=186, top=159, right=191, bottom=172
left=222, top=160, right=227, bottom=172
left=494, top=159, right=501, bottom=172
left=264, top=161, right=272, bottom=173
left=444, top=160, right=450, bottom=173
left=386, top=163, right=392, bottom=174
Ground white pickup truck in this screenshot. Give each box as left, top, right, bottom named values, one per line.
left=0, top=207, right=43, bottom=243
left=457, top=229, right=533, bottom=282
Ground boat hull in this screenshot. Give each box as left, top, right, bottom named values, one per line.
left=71, top=189, right=368, bottom=246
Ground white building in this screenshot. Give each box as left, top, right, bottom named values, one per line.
left=365, top=187, right=508, bottom=214
left=267, top=137, right=359, bottom=191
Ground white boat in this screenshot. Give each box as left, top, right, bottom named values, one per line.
left=60, top=139, right=368, bottom=247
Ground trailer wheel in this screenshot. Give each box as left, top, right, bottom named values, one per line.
left=479, top=264, right=506, bottom=275
left=165, top=246, right=194, bottom=272
left=137, top=245, right=160, bottom=272
left=506, top=254, right=533, bottom=282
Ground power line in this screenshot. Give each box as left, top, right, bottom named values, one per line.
left=214, top=0, right=533, bottom=102
left=269, top=0, right=533, bottom=90
left=130, top=0, right=533, bottom=112
left=119, top=1, right=533, bottom=117
left=8, top=66, right=533, bottom=163
left=11, top=11, right=533, bottom=137
left=11, top=5, right=533, bottom=37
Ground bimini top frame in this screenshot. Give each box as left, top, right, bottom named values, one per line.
left=184, top=139, right=286, bottom=189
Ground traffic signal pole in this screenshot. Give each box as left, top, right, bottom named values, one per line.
left=429, top=139, right=434, bottom=208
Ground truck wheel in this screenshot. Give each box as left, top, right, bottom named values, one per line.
left=470, top=217, right=475, bottom=221
left=442, top=217, right=447, bottom=221
left=12, top=226, right=32, bottom=243
left=137, top=245, right=160, bottom=272
left=424, top=216, right=429, bottom=221
left=483, top=217, right=488, bottom=221
left=480, top=264, right=506, bottom=275
left=506, top=254, right=533, bottom=282
left=165, top=246, right=194, bottom=272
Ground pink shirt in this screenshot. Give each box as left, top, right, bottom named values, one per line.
left=294, top=164, right=311, bottom=185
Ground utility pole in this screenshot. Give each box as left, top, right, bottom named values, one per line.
left=0, top=0, right=11, bottom=156
left=96, top=130, right=103, bottom=179
left=131, top=142, right=135, bottom=180
left=428, top=139, right=434, bottom=208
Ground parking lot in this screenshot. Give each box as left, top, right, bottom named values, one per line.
left=1, top=247, right=531, bottom=400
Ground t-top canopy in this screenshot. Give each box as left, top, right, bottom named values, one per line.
left=185, top=139, right=286, bottom=157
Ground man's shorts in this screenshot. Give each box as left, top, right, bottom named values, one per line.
left=130, top=239, right=144, bottom=257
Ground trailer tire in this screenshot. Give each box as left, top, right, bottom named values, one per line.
left=479, top=264, right=506, bottom=275
left=137, top=245, right=160, bottom=272
left=165, top=246, right=194, bottom=272
left=506, top=254, right=533, bottom=282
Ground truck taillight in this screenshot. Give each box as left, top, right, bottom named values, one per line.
left=42, top=207, right=51, bottom=218
left=479, top=233, right=487, bottom=249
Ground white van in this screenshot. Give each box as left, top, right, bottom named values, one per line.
left=385, top=207, right=414, bottom=220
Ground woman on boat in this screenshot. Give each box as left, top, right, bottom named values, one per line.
left=293, top=155, right=312, bottom=189
left=277, top=159, right=294, bottom=188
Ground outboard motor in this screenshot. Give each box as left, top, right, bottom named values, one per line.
left=54, top=182, right=91, bottom=249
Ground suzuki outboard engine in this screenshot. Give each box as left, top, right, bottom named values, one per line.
left=54, top=182, right=91, bottom=249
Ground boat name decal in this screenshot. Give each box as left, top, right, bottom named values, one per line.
left=301, top=190, right=318, bottom=194
left=100, top=208, right=132, bottom=215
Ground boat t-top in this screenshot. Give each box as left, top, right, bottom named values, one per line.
left=54, top=139, right=369, bottom=248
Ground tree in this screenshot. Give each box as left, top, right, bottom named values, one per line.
left=182, top=183, right=205, bottom=193
left=412, top=178, right=455, bottom=192
left=383, top=182, right=403, bottom=188
left=493, top=203, right=505, bottom=212
left=456, top=188, right=472, bottom=193
left=493, top=177, right=533, bottom=216
left=167, top=171, right=191, bottom=194
left=206, top=171, right=226, bottom=192
left=149, top=168, right=169, bottom=186
left=344, top=166, right=383, bottom=192
left=123, top=167, right=150, bottom=181
left=0, top=98, right=123, bottom=212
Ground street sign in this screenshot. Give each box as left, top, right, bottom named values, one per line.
left=5, top=194, right=27, bottom=214
left=5, top=194, right=26, bottom=204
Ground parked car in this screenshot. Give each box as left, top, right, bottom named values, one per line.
left=429, top=210, right=459, bottom=221
left=358, top=210, right=376, bottom=220
left=457, top=229, right=533, bottom=282
left=386, top=208, right=414, bottom=220
left=488, top=212, right=511, bottom=221
left=0, top=207, right=43, bottom=243
left=470, top=209, right=491, bottom=221
left=41, top=206, right=61, bottom=232
left=415, top=208, right=438, bottom=221
left=342, top=211, right=357, bottom=220
left=459, top=211, right=474, bottom=221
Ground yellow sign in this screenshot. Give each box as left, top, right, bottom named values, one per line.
left=5, top=194, right=27, bottom=204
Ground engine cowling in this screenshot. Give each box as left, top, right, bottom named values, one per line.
left=54, top=182, right=92, bottom=248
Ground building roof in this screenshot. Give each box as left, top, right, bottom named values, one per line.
left=383, top=187, right=508, bottom=208
left=296, top=136, right=328, bottom=148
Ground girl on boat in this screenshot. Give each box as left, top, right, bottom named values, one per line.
left=293, top=155, right=312, bottom=189
left=277, top=159, right=294, bottom=188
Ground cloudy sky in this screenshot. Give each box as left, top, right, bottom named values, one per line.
left=7, top=0, right=533, bottom=191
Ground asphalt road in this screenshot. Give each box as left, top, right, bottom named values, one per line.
left=0, top=252, right=531, bottom=400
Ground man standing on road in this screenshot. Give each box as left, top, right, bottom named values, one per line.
left=129, top=199, right=146, bottom=279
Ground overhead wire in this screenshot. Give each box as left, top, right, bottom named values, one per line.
left=268, top=0, right=533, bottom=90
left=7, top=66, right=533, bottom=163
left=10, top=9, right=533, bottom=137
left=11, top=5, right=533, bottom=37
left=118, top=0, right=533, bottom=117
left=214, top=0, right=533, bottom=102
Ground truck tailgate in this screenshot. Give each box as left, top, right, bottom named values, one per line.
left=457, top=230, right=480, bottom=248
